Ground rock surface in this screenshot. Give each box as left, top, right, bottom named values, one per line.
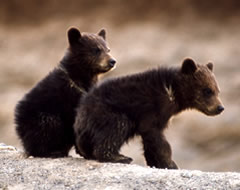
left=0, top=143, right=240, bottom=190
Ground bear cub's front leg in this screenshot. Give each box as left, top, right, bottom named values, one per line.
left=142, top=130, right=178, bottom=169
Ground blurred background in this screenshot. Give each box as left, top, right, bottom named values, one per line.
left=0, top=0, right=239, bottom=172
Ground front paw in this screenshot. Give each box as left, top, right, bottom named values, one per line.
left=169, top=160, right=178, bottom=169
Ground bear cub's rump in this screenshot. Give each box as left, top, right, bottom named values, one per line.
left=74, top=58, right=224, bottom=169
left=15, top=27, right=116, bottom=158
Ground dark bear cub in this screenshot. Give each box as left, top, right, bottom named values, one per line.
left=74, top=58, right=224, bottom=169
left=15, top=27, right=116, bottom=158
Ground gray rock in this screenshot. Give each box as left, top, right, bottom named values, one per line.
left=0, top=143, right=240, bottom=190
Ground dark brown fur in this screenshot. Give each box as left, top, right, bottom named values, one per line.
left=74, top=58, right=224, bottom=169
left=15, top=27, right=116, bottom=158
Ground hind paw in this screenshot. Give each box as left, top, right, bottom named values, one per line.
left=97, top=153, right=133, bottom=164
left=114, top=154, right=133, bottom=164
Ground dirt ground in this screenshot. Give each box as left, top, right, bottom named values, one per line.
left=0, top=1, right=240, bottom=172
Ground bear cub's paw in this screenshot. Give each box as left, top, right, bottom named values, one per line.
left=113, top=154, right=133, bottom=164
left=98, top=154, right=133, bottom=164
left=169, top=160, right=178, bottom=169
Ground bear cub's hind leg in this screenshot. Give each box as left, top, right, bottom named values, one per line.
left=75, top=110, right=133, bottom=164
left=91, top=113, right=133, bottom=164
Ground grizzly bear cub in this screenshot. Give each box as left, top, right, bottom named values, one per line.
left=74, top=58, right=224, bottom=169
left=15, top=27, right=116, bottom=158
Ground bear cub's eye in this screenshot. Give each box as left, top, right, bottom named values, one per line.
left=203, top=88, right=214, bottom=97
left=92, top=47, right=102, bottom=55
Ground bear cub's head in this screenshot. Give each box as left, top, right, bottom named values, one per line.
left=63, top=27, right=116, bottom=74
left=180, top=58, right=224, bottom=116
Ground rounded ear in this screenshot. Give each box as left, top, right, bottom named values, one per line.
left=68, top=27, right=81, bottom=46
left=98, top=28, right=106, bottom=40
left=207, top=62, right=213, bottom=72
left=181, top=58, right=197, bottom=74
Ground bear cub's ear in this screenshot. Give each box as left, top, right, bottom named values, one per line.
left=98, top=29, right=106, bottom=40
left=68, top=27, right=81, bottom=46
left=181, top=58, right=197, bottom=75
left=207, top=62, right=213, bottom=72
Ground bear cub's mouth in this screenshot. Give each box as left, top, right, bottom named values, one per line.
left=203, top=105, right=224, bottom=116
left=105, top=58, right=117, bottom=71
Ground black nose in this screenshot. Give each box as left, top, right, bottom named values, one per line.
left=217, top=105, right=224, bottom=113
left=109, top=59, right=116, bottom=67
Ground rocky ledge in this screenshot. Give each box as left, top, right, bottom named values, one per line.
left=0, top=143, right=240, bottom=190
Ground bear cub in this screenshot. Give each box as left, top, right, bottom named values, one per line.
left=15, top=27, right=116, bottom=158
left=74, top=58, right=224, bottom=169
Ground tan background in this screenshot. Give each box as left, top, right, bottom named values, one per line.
left=0, top=0, right=240, bottom=172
